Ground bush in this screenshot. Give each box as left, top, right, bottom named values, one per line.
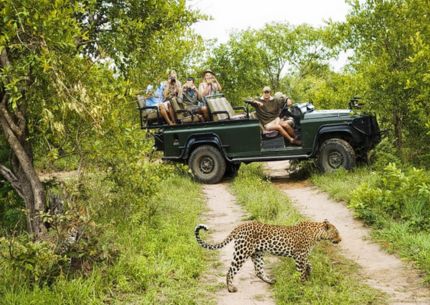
left=349, top=163, right=430, bottom=231
left=369, top=138, right=402, bottom=171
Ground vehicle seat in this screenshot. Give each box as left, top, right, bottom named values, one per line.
left=170, top=97, right=202, bottom=124
left=137, top=95, right=162, bottom=126
left=205, top=95, right=246, bottom=121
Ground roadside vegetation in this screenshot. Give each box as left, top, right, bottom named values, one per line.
left=2, top=0, right=430, bottom=303
left=0, top=168, right=212, bottom=304
left=311, top=163, right=430, bottom=283
left=231, top=164, right=386, bottom=305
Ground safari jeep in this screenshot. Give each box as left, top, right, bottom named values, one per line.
left=137, top=95, right=381, bottom=184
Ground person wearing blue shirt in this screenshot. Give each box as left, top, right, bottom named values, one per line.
left=144, top=81, right=175, bottom=125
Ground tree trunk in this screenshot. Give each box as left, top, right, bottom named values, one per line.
left=0, top=112, right=46, bottom=239
left=393, top=109, right=403, bottom=159
left=0, top=49, right=46, bottom=239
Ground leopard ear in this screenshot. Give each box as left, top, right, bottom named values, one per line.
left=323, top=219, right=330, bottom=230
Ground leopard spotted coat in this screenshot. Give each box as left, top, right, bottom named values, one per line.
left=194, top=220, right=341, bottom=292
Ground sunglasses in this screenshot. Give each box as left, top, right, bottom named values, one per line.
left=264, top=90, right=271, bottom=94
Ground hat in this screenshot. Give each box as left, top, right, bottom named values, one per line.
left=274, top=92, right=287, bottom=101
left=202, top=69, right=216, bottom=77
left=262, top=86, right=271, bottom=93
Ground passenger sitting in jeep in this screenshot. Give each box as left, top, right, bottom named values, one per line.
left=251, top=87, right=301, bottom=146
left=163, top=70, right=183, bottom=124
left=182, top=77, right=210, bottom=121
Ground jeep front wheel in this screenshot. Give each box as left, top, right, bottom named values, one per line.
left=188, top=145, right=226, bottom=184
left=317, top=138, right=356, bottom=172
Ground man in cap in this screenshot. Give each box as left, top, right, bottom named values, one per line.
left=198, top=69, right=223, bottom=99
left=251, top=87, right=301, bottom=145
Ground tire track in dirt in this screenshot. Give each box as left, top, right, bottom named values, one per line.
left=202, top=184, right=275, bottom=305
left=265, top=161, right=430, bottom=305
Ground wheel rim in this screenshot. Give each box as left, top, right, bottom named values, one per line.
left=199, top=156, right=215, bottom=174
left=327, top=151, right=344, bottom=169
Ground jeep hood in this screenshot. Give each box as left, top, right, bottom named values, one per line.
left=303, top=109, right=352, bottom=120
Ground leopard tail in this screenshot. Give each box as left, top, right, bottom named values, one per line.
left=194, top=224, right=235, bottom=250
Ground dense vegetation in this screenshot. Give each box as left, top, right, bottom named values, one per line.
left=1, top=0, right=430, bottom=303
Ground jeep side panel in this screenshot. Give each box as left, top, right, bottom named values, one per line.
left=162, top=119, right=261, bottom=161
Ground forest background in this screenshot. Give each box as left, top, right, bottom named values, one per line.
left=0, top=0, right=429, bottom=303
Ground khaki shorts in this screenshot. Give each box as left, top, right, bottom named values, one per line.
left=264, top=117, right=281, bottom=130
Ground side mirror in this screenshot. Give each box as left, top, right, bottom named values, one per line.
left=349, top=97, right=364, bottom=109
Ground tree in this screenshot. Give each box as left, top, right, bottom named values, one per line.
left=345, top=0, right=430, bottom=162
left=206, top=23, right=333, bottom=103
left=0, top=0, right=201, bottom=239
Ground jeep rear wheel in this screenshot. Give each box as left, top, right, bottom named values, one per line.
left=317, top=138, right=356, bottom=172
left=188, top=145, right=226, bottom=184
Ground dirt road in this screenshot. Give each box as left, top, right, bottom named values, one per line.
left=202, top=184, right=275, bottom=305
left=265, top=161, right=430, bottom=305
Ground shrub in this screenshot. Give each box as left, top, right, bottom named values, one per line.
left=349, top=163, right=430, bottom=231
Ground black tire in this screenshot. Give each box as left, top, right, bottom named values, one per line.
left=188, top=145, right=226, bottom=184
left=224, top=162, right=241, bottom=179
left=317, top=138, right=356, bottom=172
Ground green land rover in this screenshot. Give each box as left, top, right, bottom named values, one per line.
left=138, top=95, right=381, bottom=184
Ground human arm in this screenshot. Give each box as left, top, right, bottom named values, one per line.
left=198, top=82, right=210, bottom=99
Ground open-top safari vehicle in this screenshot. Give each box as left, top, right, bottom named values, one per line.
left=137, top=94, right=381, bottom=184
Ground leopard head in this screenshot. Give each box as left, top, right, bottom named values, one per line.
left=321, top=220, right=342, bottom=244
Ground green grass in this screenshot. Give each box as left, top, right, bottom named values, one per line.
left=0, top=175, right=214, bottom=305
left=311, top=167, right=430, bottom=282
left=310, top=167, right=379, bottom=202
left=230, top=164, right=386, bottom=305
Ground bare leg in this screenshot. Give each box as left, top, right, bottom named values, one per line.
left=251, top=252, right=275, bottom=284
left=265, top=119, right=301, bottom=145
left=270, top=125, right=294, bottom=142
left=166, top=103, right=176, bottom=123
left=158, top=104, right=174, bottom=125
left=199, top=106, right=210, bottom=121
left=280, top=120, right=295, bottom=138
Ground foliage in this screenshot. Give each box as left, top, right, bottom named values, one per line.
left=206, top=23, right=333, bottom=104
left=0, top=183, right=26, bottom=231
left=311, top=167, right=379, bottom=203
left=0, top=174, right=213, bottom=304
left=350, top=163, right=430, bottom=230
left=231, top=164, right=385, bottom=304
left=0, top=0, right=205, bottom=237
left=345, top=0, right=430, bottom=161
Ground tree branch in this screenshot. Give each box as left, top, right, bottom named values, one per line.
left=0, top=164, right=25, bottom=199
left=0, top=48, right=11, bottom=68
left=0, top=95, right=23, bottom=138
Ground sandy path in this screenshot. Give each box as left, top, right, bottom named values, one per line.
left=265, top=161, right=430, bottom=305
left=202, top=184, right=275, bottom=305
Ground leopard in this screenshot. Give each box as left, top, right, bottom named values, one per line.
left=194, top=220, right=341, bottom=293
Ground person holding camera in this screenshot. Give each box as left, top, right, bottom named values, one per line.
left=163, top=70, right=183, bottom=102
left=198, top=69, right=222, bottom=99
left=183, top=77, right=209, bottom=121
left=161, top=70, right=182, bottom=124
